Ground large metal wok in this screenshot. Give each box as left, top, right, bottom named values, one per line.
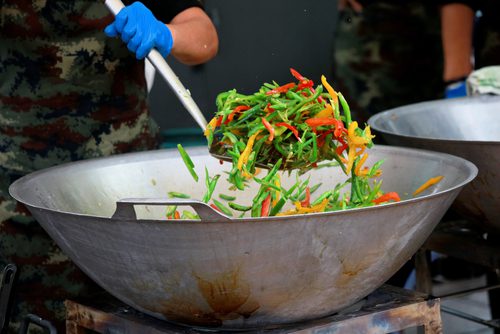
left=9, top=146, right=476, bottom=329
left=368, top=95, right=500, bottom=232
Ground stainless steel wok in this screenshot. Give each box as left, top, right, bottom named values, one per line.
left=368, top=95, right=500, bottom=232
left=9, top=146, right=476, bottom=329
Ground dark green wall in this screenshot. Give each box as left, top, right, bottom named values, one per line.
left=149, top=0, right=338, bottom=131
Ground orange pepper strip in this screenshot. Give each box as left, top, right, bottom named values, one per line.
left=321, top=75, right=339, bottom=110
left=373, top=192, right=401, bottom=204
left=354, top=153, right=369, bottom=176
left=413, top=176, right=444, bottom=196
left=315, top=104, right=334, bottom=118
left=261, top=117, right=275, bottom=142
left=237, top=131, right=260, bottom=171
left=204, top=117, right=218, bottom=137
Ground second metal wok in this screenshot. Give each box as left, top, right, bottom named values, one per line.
left=9, top=146, right=476, bottom=329
left=368, top=95, right=500, bottom=231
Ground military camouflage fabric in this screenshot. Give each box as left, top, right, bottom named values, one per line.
left=0, top=1, right=161, bottom=333
left=332, top=1, right=444, bottom=125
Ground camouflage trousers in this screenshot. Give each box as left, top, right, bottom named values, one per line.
left=0, top=169, right=105, bottom=334
left=332, top=1, right=444, bottom=124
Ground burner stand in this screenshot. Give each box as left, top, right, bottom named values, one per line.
left=65, top=285, right=441, bottom=333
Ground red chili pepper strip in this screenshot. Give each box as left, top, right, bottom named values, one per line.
left=216, top=116, right=223, bottom=127
left=261, top=194, right=272, bottom=217
left=297, top=80, right=314, bottom=90
left=336, top=138, right=348, bottom=155
left=226, top=105, right=250, bottom=123
left=210, top=203, right=222, bottom=212
left=306, top=118, right=346, bottom=138
left=266, top=82, right=296, bottom=95
left=265, top=103, right=275, bottom=112
left=276, top=122, right=301, bottom=142
left=290, top=68, right=305, bottom=80
left=261, top=117, right=275, bottom=142
left=300, top=187, right=311, bottom=207
left=174, top=211, right=180, bottom=219
left=372, top=192, right=401, bottom=204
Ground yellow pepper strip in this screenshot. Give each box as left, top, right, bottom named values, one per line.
left=315, top=104, right=334, bottom=118
left=346, top=144, right=357, bottom=175
left=321, top=75, right=339, bottom=109
left=237, top=131, right=260, bottom=171
left=241, top=170, right=253, bottom=179
left=354, top=153, right=369, bottom=176
left=295, top=198, right=329, bottom=213
left=272, top=175, right=281, bottom=207
left=345, top=122, right=375, bottom=174
left=276, top=199, right=329, bottom=216
left=413, top=176, right=444, bottom=196
left=204, top=117, right=218, bottom=137
left=348, top=122, right=370, bottom=146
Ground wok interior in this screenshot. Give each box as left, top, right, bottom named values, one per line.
left=14, top=145, right=474, bottom=220
left=369, top=96, right=500, bottom=142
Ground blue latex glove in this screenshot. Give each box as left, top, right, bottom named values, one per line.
left=104, top=2, right=173, bottom=60
left=444, top=80, right=467, bottom=99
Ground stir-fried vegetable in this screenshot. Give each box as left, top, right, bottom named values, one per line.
left=174, top=69, right=403, bottom=219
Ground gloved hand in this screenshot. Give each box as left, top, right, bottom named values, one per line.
left=104, top=2, right=173, bottom=60
left=444, top=79, right=467, bottom=99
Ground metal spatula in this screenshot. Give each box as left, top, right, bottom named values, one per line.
left=104, top=0, right=208, bottom=130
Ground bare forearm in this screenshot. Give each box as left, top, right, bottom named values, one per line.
left=440, top=3, right=474, bottom=81
left=168, top=7, right=219, bottom=65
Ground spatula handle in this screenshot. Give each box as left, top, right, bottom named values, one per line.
left=104, top=0, right=208, bottom=130
left=112, top=198, right=231, bottom=222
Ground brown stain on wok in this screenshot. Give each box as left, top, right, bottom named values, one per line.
left=195, top=268, right=260, bottom=319
left=149, top=268, right=260, bottom=327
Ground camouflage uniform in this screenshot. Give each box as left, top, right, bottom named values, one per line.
left=0, top=1, right=162, bottom=332
left=332, top=0, right=444, bottom=124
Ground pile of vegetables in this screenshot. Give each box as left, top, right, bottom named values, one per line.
left=168, top=69, right=413, bottom=219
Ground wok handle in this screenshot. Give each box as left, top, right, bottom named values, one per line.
left=103, top=0, right=208, bottom=130
left=112, top=198, right=231, bottom=222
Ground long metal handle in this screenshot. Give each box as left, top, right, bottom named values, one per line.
left=0, top=264, right=17, bottom=334
left=112, top=198, right=231, bottom=222
left=104, top=0, right=208, bottom=130
left=18, top=314, right=57, bottom=334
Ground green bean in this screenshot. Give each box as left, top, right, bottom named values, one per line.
left=312, top=190, right=333, bottom=206
left=166, top=205, right=177, bottom=217
left=212, top=199, right=233, bottom=217
left=309, top=133, right=318, bottom=163
left=202, top=168, right=220, bottom=203
left=181, top=211, right=199, bottom=220
left=168, top=192, right=190, bottom=199
left=229, top=202, right=252, bottom=211
left=338, top=92, right=351, bottom=126
left=177, top=144, right=198, bottom=182
left=219, top=193, right=237, bottom=201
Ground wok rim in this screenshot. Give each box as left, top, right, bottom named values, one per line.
left=368, top=96, right=500, bottom=145
left=8, top=145, right=478, bottom=224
